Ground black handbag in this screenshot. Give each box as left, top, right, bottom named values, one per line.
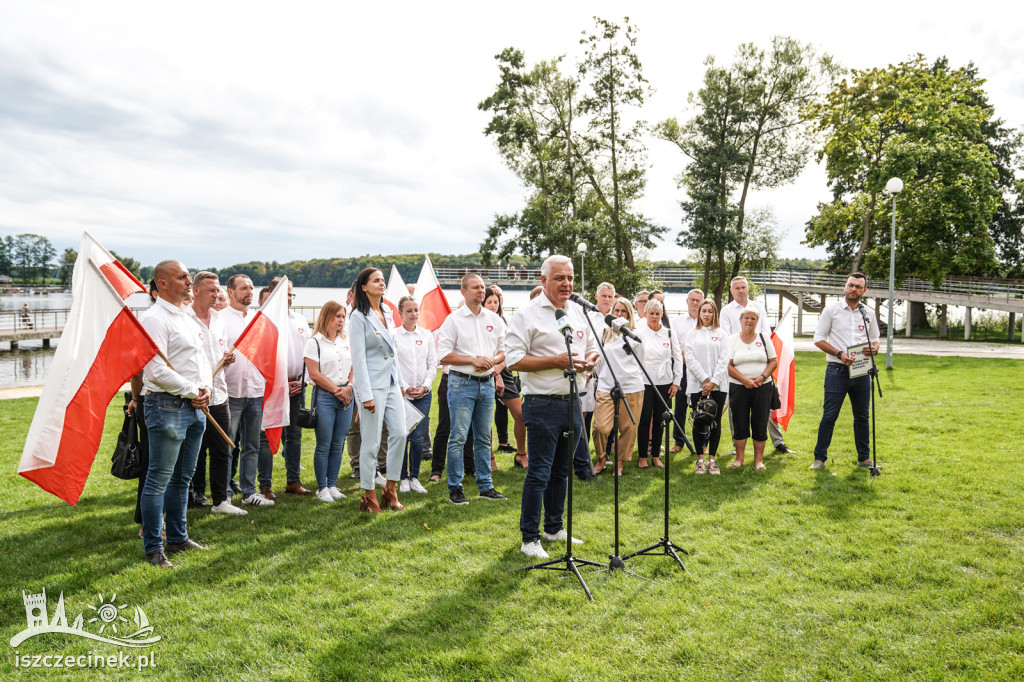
left=759, top=333, right=782, bottom=410
left=111, top=392, right=142, bottom=480
left=296, top=339, right=319, bottom=429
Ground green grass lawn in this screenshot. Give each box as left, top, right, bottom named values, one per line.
left=2, top=352, right=1023, bottom=680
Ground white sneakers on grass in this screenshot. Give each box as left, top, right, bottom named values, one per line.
left=242, top=493, right=274, bottom=507
left=520, top=540, right=548, bottom=559
left=373, top=473, right=387, bottom=488
left=542, top=529, right=582, bottom=545
left=399, top=479, right=411, bottom=493
left=328, top=486, right=346, bottom=500
left=210, top=501, right=247, bottom=516
left=409, top=479, right=428, bottom=494
left=315, top=488, right=334, bottom=503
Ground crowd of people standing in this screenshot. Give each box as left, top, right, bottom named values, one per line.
left=127, top=256, right=879, bottom=567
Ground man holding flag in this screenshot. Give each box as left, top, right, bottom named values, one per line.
left=140, top=260, right=213, bottom=568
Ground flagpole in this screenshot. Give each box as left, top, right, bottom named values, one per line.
left=156, top=349, right=235, bottom=450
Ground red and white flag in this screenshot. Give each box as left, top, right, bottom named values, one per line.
left=232, top=277, right=291, bottom=453
left=413, top=255, right=451, bottom=332
left=19, top=258, right=157, bottom=504
left=73, top=231, right=148, bottom=300
left=384, top=265, right=408, bottom=327
left=770, top=307, right=796, bottom=430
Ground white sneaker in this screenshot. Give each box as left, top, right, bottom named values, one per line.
left=520, top=540, right=549, bottom=559
left=242, top=493, right=275, bottom=507
left=328, top=486, right=346, bottom=500
left=210, top=501, right=247, bottom=516
left=399, top=479, right=411, bottom=493
left=373, top=473, right=387, bottom=488
left=409, top=479, right=428, bottom=494
left=542, top=529, right=582, bottom=545
left=315, top=488, right=334, bottom=502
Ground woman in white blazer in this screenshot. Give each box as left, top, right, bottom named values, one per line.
left=349, top=267, right=407, bottom=513
left=684, top=299, right=729, bottom=475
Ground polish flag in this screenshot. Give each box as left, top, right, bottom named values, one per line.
left=413, top=255, right=451, bottom=332
left=19, top=259, right=159, bottom=504
left=73, top=231, right=147, bottom=300
left=770, top=307, right=796, bottom=430
left=232, top=277, right=291, bottom=453
left=384, top=265, right=408, bottom=326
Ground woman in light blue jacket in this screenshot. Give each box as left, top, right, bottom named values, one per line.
left=349, top=267, right=407, bottom=513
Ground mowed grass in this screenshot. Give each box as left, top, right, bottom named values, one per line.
left=1, top=352, right=1023, bottom=680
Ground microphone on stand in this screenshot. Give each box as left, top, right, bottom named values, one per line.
left=569, top=293, right=600, bottom=313
left=605, top=314, right=643, bottom=344
left=555, top=308, right=575, bottom=342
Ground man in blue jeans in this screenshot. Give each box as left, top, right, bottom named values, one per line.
left=811, top=272, right=880, bottom=469
left=505, top=255, right=600, bottom=559
left=437, top=274, right=507, bottom=505
left=139, top=260, right=213, bottom=568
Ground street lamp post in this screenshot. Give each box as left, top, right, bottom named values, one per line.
left=758, top=250, right=769, bottom=311
left=884, top=177, right=903, bottom=370
left=577, top=242, right=588, bottom=296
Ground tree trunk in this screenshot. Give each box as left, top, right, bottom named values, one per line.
left=909, top=301, right=931, bottom=330
left=850, top=192, right=877, bottom=274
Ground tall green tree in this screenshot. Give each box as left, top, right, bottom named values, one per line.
left=656, top=37, right=837, bottom=305
left=804, top=56, right=1004, bottom=286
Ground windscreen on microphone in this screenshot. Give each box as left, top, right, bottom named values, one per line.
left=605, top=314, right=643, bottom=343
left=570, top=293, right=599, bottom=313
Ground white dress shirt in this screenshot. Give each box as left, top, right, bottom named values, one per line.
left=396, top=324, right=438, bottom=390
left=596, top=329, right=646, bottom=394
left=505, top=291, right=600, bottom=395
left=728, top=333, right=777, bottom=384
left=436, top=305, right=506, bottom=378
left=187, top=305, right=229, bottom=406
left=287, top=309, right=311, bottom=380
left=672, top=312, right=699, bottom=344
left=221, top=306, right=266, bottom=399
left=141, top=297, right=212, bottom=399
left=635, top=320, right=683, bottom=386
left=304, top=332, right=352, bottom=386
left=814, top=300, right=880, bottom=364
left=721, top=299, right=770, bottom=337
left=684, top=326, right=729, bottom=393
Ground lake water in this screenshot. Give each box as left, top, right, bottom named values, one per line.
left=1, top=286, right=803, bottom=389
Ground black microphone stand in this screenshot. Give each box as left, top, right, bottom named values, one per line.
left=514, top=314, right=605, bottom=599
left=858, top=305, right=882, bottom=477
left=575, top=307, right=646, bottom=577
left=619, top=334, right=695, bottom=574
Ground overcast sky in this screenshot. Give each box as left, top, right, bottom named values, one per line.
left=2, top=1, right=1021, bottom=269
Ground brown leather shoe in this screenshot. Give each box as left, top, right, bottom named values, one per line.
left=165, top=539, right=206, bottom=554
left=260, top=486, right=277, bottom=501
left=146, top=551, right=174, bottom=568
left=285, top=482, right=313, bottom=495
left=381, top=481, right=405, bottom=511
left=359, top=489, right=381, bottom=513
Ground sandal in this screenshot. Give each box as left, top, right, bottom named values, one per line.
left=708, top=461, right=720, bottom=475
left=513, top=453, right=528, bottom=469
left=695, top=460, right=707, bottom=475
left=428, top=474, right=441, bottom=483
left=755, top=462, right=766, bottom=471
left=728, top=460, right=744, bottom=469
left=637, top=457, right=649, bottom=470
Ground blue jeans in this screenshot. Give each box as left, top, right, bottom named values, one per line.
left=520, top=394, right=582, bottom=543
left=141, top=393, right=206, bottom=555
left=228, top=396, right=263, bottom=497
left=814, top=363, right=871, bottom=462
left=446, top=375, right=495, bottom=492
left=401, top=392, right=432, bottom=480
left=312, top=387, right=353, bottom=489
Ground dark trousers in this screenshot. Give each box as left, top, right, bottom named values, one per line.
left=430, top=373, right=474, bottom=478
left=282, top=391, right=304, bottom=485
left=520, top=395, right=582, bottom=543
left=133, top=401, right=150, bottom=525
left=814, top=363, right=871, bottom=461
left=673, top=367, right=688, bottom=446
left=195, top=402, right=231, bottom=505
left=637, top=383, right=673, bottom=460
left=728, top=382, right=773, bottom=441
left=495, top=396, right=509, bottom=444
left=689, top=391, right=726, bottom=457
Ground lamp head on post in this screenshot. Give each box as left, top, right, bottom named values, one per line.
left=884, top=177, right=902, bottom=370
left=576, top=242, right=587, bottom=297
left=885, top=177, right=904, bottom=195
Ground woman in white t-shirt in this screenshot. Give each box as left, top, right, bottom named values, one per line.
left=591, top=298, right=646, bottom=477
left=635, top=299, right=683, bottom=469
left=727, top=310, right=778, bottom=471
left=684, top=299, right=729, bottom=475
left=304, top=300, right=355, bottom=502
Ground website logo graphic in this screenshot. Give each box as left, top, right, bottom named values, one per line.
left=11, top=589, right=161, bottom=648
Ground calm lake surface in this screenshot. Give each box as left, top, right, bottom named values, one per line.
left=1, top=286, right=794, bottom=389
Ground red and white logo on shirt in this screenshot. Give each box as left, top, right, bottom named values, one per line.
left=415, top=339, right=423, bottom=346
left=858, top=324, right=865, bottom=331
left=711, top=337, right=718, bottom=341
left=576, top=330, right=584, bottom=339
left=755, top=342, right=762, bottom=347
left=486, top=325, right=493, bottom=332
left=663, top=342, right=670, bottom=348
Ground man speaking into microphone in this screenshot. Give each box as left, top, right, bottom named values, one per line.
left=505, top=255, right=600, bottom=559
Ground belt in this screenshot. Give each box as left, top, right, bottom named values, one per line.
left=451, top=370, right=492, bottom=383
left=523, top=393, right=576, bottom=401
left=289, top=375, right=303, bottom=382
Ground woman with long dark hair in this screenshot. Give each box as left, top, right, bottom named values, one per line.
left=349, top=268, right=407, bottom=512
left=483, top=286, right=528, bottom=469
left=304, top=300, right=355, bottom=501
